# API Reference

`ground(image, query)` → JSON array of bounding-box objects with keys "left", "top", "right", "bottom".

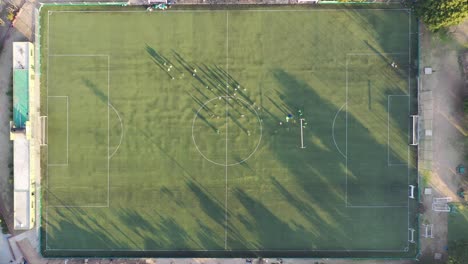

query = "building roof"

[
  {"left": 14, "top": 191, "right": 30, "bottom": 230},
  {"left": 13, "top": 137, "right": 31, "bottom": 230},
  {"left": 13, "top": 42, "right": 29, "bottom": 70},
  {"left": 13, "top": 70, "right": 29, "bottom": 128},
  {"left": 14, "top": 137, "right": 30, "bottom": 191}
]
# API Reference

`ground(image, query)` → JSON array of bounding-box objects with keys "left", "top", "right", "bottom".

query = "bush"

[
  {"left": 464, "top": 98, "right": 468, "bottom": 116},
  {"left": 448, "top": 240, "right": 468, "bottom": 264},
  {"left": 414, "top": 0, "right": 468, "bottom": 32},
  {"left": 0, "top": 215, "right": 8, "bottom": 234}
]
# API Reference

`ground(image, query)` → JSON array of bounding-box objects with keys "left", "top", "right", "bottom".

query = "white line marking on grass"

[
  {"left": 332, "top": 103, "right": 347, "bottom": 159},
  {"left": 44, "top": 248, "right": 409, "bottom": 252},
  {"left": 46, "top": 12, "right": 50, "bottom": 236},
  {"left": 346, "top": 53, "right": 412, "bottom": 209},
  {"left": 347, "top": 205, "right": 408, "bottom": 208},
  {"left": 49, "top": 9, "right": 411, "bottom": 13},
  {"left": 49, "top": 205, "right": 108, "bottom": 208},
  {"left": 45, "top": 52, "right": 111, "bottom": 236},
  {"left": 49, "top": 54, "right": 109, "bottom": 57},
  {"left": 224, "top": 11, "right": 229, "bottom": 251},
  {"left": 407, "top": 11, "right": 412, "bottom": 247},
  {"left": 107, "top": 55, "right": 110, "bottom": 207},
  {"left": 191, "top": 97, "right": 262, "bottom": 166},
  {"left": 347, "top": 52, "right": 409, "bottom": 56},
  {"left": 345, "top": 57, "right": 348, "bottom": 206},
  {"left": 108, "top": 103, "right": 124, "bottom": 159}
]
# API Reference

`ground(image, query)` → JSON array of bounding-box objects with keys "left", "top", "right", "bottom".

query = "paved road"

[{"left": 0, "top": 235, "right": 14, "bottom": 263}]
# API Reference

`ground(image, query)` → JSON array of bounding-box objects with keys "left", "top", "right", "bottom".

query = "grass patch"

[
  {"left": 41, "top": 5, "right": 418, "bottom": 258},
  {"left": 448, "top": 204, "right": 468, "bottom": 263}
]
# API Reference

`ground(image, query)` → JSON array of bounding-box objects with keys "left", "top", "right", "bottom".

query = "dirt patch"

[{"left": 418, "top": 17, "right": 468, "bottom": 263}]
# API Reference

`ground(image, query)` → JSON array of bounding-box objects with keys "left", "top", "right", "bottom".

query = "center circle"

[{"left": 192, "top": 96, "right": 262, "bottom": 166}]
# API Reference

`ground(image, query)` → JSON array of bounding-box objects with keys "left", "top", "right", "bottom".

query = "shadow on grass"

[{"left": 82, "top": 78, "right": 108, "bottom": 104}]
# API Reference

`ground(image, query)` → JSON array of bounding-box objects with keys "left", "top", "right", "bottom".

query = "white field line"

[
  {"left": 49, "top": 54, "right": 108, "bottom": 57},
  {"left": 46, "top": 55, "right": 111, "bottom": 251},
  {"left": 345, "top": 58, "right": 348, "bottom": 206},
  {"left": 108, "top": 103, "right": 124, "bottom": 159},
  {"left": 46, "top": 11, "right": 50, "bottom": 223},
  {"left": 407, "top": 10, "right": 412, "bottom": 246},
  {"left": 347, "top": 205, "right": 408, "bottom": 208},
  {"left": 224, "top": 11, "right": 229, "bottom": 251},
  {"left": 44, "top": 248, "right": 409, "bottom": 252},
  {"left": 106, "top": 56, "right": 110, "bottom": 207},
  {"left": 332, "top": 103, "right": 346, "bottom": 159},
  {"left": 46, "top": 55, "right": 110, "bottom": 207},
  {"left": 387, "top": 95, "right": 410, "bottom": 167},
  {"left": 44, "top": 9, "right": 414, "bottom": 252},
  {"left": 49, "top": 9, "right": 411, "bottom": 14},
  {"left": 49, "top": 205, "right": 108, "bottom": 208},
  {"left": 347, "top": 52, "right": 408, "bottom": 56},
  {"left": 191, "top": 97, "right": 263, "bottom": 166},
  {"left": 346, "top": 53, "right": 412, "bottom": 210}
]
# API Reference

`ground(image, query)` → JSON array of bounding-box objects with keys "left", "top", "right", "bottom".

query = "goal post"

[
  {"left": 410, "top": 115, "right": 418, "bottom": 146},
  {"left": 422, "top": 224, "right": 433, "bottom": 238},
  {"left": 409, "top": 185, "right": 415, "bottom": 199},
  {"left": 148, "top": 0, "right": 167, "bottom": 3},
  {"left": 408, "top": 228, "right": 415, "bottom": 243}
]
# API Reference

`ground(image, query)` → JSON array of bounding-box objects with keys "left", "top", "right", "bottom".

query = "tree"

[{"left": 414, "top": 0, "right": 468, "bottom": 31}]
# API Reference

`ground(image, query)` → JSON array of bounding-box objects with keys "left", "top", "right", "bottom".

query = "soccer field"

[{"left": 40, "top": 5, "right": 419, "bottom": 258}]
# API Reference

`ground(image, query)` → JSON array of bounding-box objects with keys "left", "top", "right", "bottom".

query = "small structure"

[
  {"left": 424, "top": 188, "right": 432, "bottom": 195},
  {"left": 424, "top": 67, "right": 433, "bottom": 75},
  {"left": 408, "top": 228, "right": 415, "bottom": 243},
  {"left": 409, "top": 185, "right": 416, "bottom": 199},
  {"left": 425, "top": 129, "right": 432, "bottom": 137},
  {"left": 11, "top": 42, "right": 35, "bottom": 230},
  {"left": 432, "top": 197, "right": 452, "bottom": 212},
  {"left": 410, "top": 115, "right": 418, "bottom": 146},
  {"left": 422, "top": 224, "right": 434, "bottom": 238}
]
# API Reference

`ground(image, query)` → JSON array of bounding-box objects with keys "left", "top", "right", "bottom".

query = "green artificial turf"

[{"left": 40, "top": 5, "right": 419, "bottom": 258}]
